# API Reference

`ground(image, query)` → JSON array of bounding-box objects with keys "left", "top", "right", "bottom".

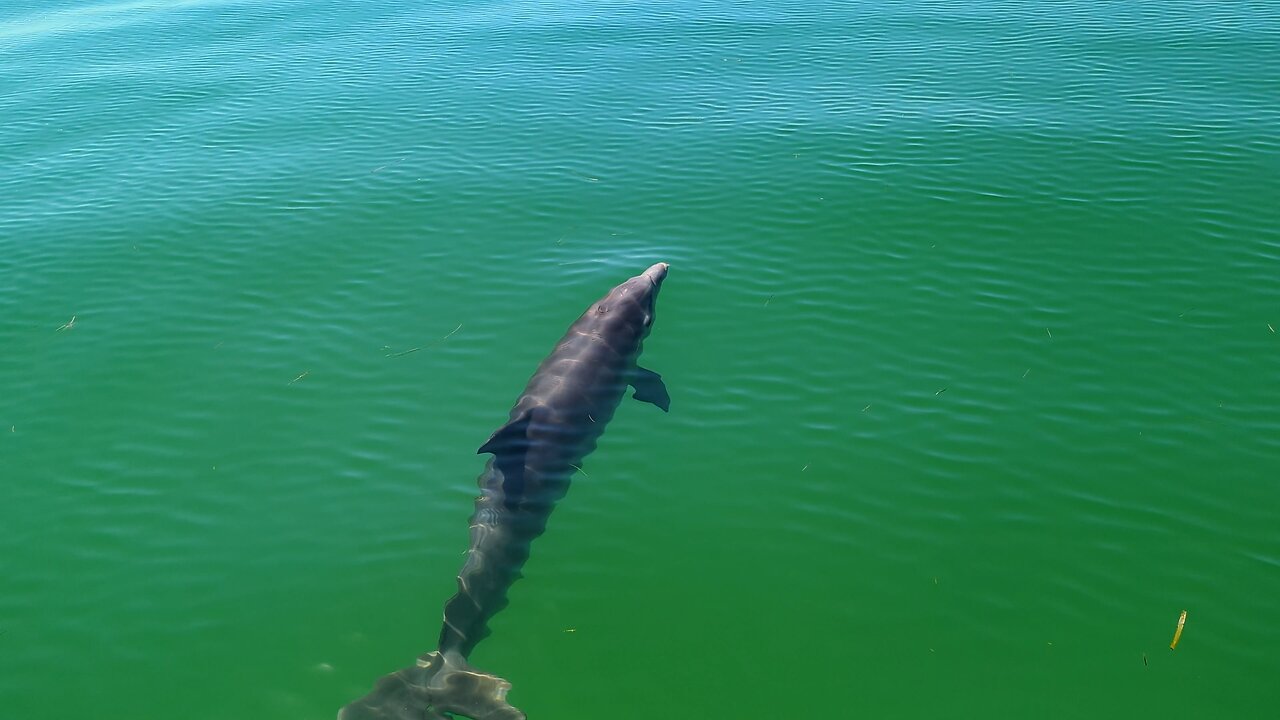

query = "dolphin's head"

[{"left": 595, "top": 262, "right": 669, "bottom": 336}]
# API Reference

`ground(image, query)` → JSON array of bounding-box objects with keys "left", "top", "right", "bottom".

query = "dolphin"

[{"left": 340, "top": 262, "right": 671, "bottom": 720}]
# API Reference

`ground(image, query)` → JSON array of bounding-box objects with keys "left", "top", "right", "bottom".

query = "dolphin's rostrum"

[{"left": 340, "top": 262, "right": 670, "bottom": 720}]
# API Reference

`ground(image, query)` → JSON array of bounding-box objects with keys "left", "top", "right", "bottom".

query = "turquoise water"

[{"left": 3, "top": 1, "right": 1279, "bottom": 717}]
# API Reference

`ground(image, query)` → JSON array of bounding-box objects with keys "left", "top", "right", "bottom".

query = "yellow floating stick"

[{"left": 1170, "top": 610, "right": 1187, "bottom": 650}]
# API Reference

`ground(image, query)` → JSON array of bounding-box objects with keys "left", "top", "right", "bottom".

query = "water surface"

[{"left": 2, "top": 1, "right": 1278, "bottom": 717}]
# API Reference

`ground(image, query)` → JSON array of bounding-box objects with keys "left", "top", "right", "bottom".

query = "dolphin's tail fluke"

[{"left": 339, "top": 650, "right": 526, "bottom": 720}]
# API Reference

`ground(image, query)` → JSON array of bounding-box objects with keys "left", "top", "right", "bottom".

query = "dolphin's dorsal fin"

[
  {"left": 630, "top": 366, "right": 670, "bottom": 412},
  {"left": 477, "top": 407, "right": 536, "bottom": 455}
]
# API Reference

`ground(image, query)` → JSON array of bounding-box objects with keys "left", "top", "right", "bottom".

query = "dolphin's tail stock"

[{"left": 339, "top": 650, "right": 525, "bottom": 720}]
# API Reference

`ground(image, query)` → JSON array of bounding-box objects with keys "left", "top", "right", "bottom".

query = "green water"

[{"left": 3, "top": 1, "right": 1278, "bottom": 718}]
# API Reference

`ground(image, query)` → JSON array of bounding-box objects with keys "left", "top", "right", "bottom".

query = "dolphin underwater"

[{"left": 340, "top": 262, "right": 671, "bottom": 720}]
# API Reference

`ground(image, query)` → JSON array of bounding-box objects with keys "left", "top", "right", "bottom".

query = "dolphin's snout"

[{"left": 643, "top": 262, "right": 669, "bottom": 286}]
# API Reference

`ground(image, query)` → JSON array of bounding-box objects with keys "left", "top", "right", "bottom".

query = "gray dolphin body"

[{"left": 340, "top": 262, "right": 671, "bottom": 720}]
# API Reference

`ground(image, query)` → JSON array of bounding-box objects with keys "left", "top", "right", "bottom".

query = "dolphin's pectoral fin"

[
  {"left": 477, "top": 408, "right": 536, "bottom": 456},
  {"left": 630, "top": 366, "right": 670, "bottom": 412}
]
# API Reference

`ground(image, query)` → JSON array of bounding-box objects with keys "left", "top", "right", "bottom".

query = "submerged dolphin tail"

[{"left": 339, "top": 651, "right": 525, "bottom": 720}]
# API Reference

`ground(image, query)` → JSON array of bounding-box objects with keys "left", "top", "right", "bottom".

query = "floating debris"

[
  {"left": 1170, "top": 610, "right": 1187, "bottom": 650},
  {"left": 387, "top": 323, "right": 463, "bottom": 358}
]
